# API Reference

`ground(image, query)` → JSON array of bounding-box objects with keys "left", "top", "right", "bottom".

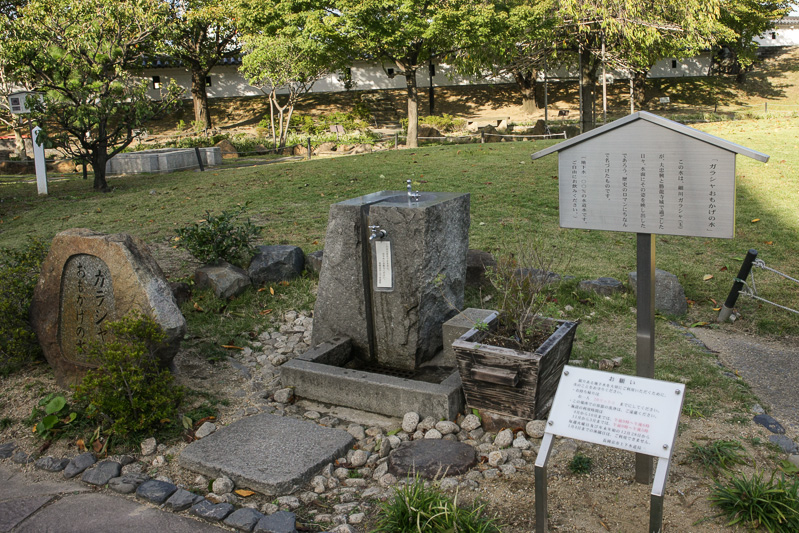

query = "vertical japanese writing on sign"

[{"left": 58, "top": 254, "right": 115, "bottom": 364}]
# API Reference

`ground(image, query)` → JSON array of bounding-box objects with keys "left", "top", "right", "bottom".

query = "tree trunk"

[
  {"left": 632, "top": 70, "right": 648, "bottom": 109},
  {"left": 13, "top": 127, "right": 27, "bottom": 160},
  {"left": 191, "top": 68, "right": 213, "bottom": 131},
  {"left": 579, "top": 48, "right": 598, "bottom": 132},
  {"left": 91, "top": 151, "right": 109, "bottom": 192},
  {"left": 405, "top": 71, "right": 419, "bottom": 149},
  {"left": 514, "top": 69, "right": 538, "bottom": 114}
]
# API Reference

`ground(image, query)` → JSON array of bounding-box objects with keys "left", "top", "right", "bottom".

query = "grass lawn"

[{"left": 1, "top": 116, "right": 797, "bottom": 419}]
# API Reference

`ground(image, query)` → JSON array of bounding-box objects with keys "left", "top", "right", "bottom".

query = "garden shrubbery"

[
  {"left": 0, "top": 237, "right": 48, "bottom": 375},
  {"left": 175, "top": 203, "right": 262, "bottom": 267}
]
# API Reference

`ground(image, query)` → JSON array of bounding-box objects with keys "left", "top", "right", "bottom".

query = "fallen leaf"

[
  {"left": 710, "top": 298, "right": 718, "bottom": 306},
  {"left": 719, "top": 266, "right": 728, "bottom": 272},
  {"left": 279, "top": 281, "right": 290, "bottom": 286},
  {"left": 76, "top": 438, "right": 86, "bottom": 452},
  {"left": 270, "top": 287, "right": 275, "bottom": 295},
  {"left": 765, "top": 241, "right": 774, "bottom": 245},
  {"left": 312, "top": 240, "right": 318, "bottom": 245},
  {"left": 221, "top": 345, "right": 243, "bottom": 350},
  {"left": 193, "top": 302, "right": 203, "bottom": 312},
  {"left": 234, "top": 489, "right": 255, "bottom": 497},
  {"left": 689, "top": 321, "right": 710, "bottom": 328},
  {"left": 92, "top": 440, "right": 103, "bottom": 453},
  {"left": 751, "top": 218, "right": 760, "bottom": 223},
  {"left": 702, "top": 274, "right": 714, "bottom": 281},
  {"left": 713, "top": 307, "right": 721, "bottom": 311},
  {"left": 258, "top": 287, "right": 267, "bottom": 292},
  {"left": 259, "top": 309, "right": 273, "bottom": 315}
]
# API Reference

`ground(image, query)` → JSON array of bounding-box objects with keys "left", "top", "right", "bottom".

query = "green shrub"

[
  {"left": 292, "top": 111, "right": 371, "bottom": 135},
  {"left": 375, "top": 477, "right": 502, "bottom": 532},
  {"left": 174, "top": 203, "right": 261, "bottom": 267},
  {"left": 72, "top": 313, "right": 183, "bottom": 437},
  {"left": 568, "top": 452, "right": 593, "bottom": 474},
  {"left": 401, "top": 114, "right": 467, "bottom": 134},
  {"left": 0, "top": 237, "right": 48, "bottom": 375},
  {"left": 688, "top": 440, "right": 747, "bottom": 476},
  {"left": 710, "top": 470, "right": 799, "bottom": 532}
]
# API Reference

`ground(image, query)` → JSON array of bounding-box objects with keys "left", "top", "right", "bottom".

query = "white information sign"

[
  {"left": 546, "top": 365, "right": 684, "bottom": 459},
  {"left": 374, "top": 240, "right": 393, "bottom": 291},
  {"left": 557, "top": 120, "right": 736, "bottom": 238}
]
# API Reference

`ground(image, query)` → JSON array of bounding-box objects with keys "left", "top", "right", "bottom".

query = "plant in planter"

[{"left": 453, "top": 239, "right": 578, "bottom": 421}]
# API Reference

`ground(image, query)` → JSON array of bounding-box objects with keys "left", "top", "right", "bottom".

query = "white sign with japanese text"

[{"left": 546, "top": 365, "right": 684, "bottom": 459}]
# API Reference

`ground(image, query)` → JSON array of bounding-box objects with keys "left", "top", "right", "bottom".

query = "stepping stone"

[
  {"left": 35, "top": 457, "right": 70, "bottom": 472},
  {"left": 248, "top": 245, "right": 305, "bottom": 284},
  {"left": 0, "top": 442, "right": 16, "bottom": 459},
  {"left": 254, "top": 511, "right": 297, "bottom": 533},
  {"left": 224, "top": 507, "right": 264, "bottom": 531},
  {"left": 389, "top": 439, "right": 477, "bottom": 479},
  {"left": 82, "top": 461, "right": 121, "bottom": 486},
  {"left": 136, "top": 479, "right": 178, "bottom": 504},
  {"left": 191, "top": 499, "right": 234, "bottom": 522},
  {"left": 179, "top": 413, "right": 355, "bottom": 495},
  {"left": 769, "top": 435, "right": 799, "bottom": 454},
  {"left": 63, "top": 452, "right": 96, "bottom": 479}
]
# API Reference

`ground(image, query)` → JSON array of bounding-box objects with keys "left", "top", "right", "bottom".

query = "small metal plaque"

[
  {"left": 546, "top": 365, "right": 684, "bottom": 459},
  {"left": 58, "top": 254, "right": 115, "bottom": 364},
  {"left": 659, "top": 97, "right": 670, "bottom": 104},
  {"left": 373, "top": 240, "right": 393, "bottom": 292}
]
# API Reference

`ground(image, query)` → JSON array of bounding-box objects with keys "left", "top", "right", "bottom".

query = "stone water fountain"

[{"left": 281, "top": 185, "right": 470, "bottom": 419}]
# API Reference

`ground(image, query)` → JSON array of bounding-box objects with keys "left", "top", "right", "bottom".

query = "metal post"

[
  {"left": 394, "top": 132, "right": 399, "bottom": 149},
  {"left": 194, "top": 147, "right": 205, "bottom": 171},
  {"left": 534, "top": 433, "right": 555, "bottom": 533},
  {"left": 649, "top": 457, "right": 670, "bottom": 533},
  {"left": 718, "top": 249, "right": 758, "bottom": 322},
  {"left": 544, "top": 60, "right": 549, "bottom": 126},
  {"left": 636, "top": 232, "right": 655, "bottom": 483},
  {"left": 481, "top": 131, "right": 485, "bottom": 144},
  {"left": 307, "top": 137, "right": 312, "bottom": 160}
]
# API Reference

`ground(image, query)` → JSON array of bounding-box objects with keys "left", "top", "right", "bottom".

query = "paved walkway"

[
  {"left": 0, "top": 466, "right": 226, "bottom": 533},
  {"left": 691, "top": 328, "right": 799, "bottom": 436}
]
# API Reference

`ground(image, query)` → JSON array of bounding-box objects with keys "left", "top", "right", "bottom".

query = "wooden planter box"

[{"left": 452, "top": 312, "right": 578, "bottom": 420}]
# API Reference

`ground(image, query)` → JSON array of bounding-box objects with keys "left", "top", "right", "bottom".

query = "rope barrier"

[{"left": 736, "top": 258, "right": 799, "bottom": 315}]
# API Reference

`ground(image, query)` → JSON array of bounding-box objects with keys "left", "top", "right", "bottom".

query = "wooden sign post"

[
  {"left": 531, "top": 112, "right": 769, "bottom": 483},
  {"left": 534, "top": 365, "right": 685, "bottom": 533}
]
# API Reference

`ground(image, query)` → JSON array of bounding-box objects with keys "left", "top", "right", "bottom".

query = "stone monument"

[{"left": 31, "top": 228, "right": 186, "bottom": 387}]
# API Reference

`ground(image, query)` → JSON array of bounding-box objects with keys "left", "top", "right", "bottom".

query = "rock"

[
  {"left": 30, "top": 229, "right": 186, "bottom": 387},
  {"left": 578, "top": 277, "right": 624, "bottom": 297},
  {"left": 753, "top": 414, "right": 785, "bottom": 434},
  {"left": 402, "top": 412, "right": 420, "bottom": 434},
  {"left": 195, "top": 422, "right": 217, "bottom": 439},
  {"left": 525, "top": 420, "right": 546, "bottom": 439},
  {"left": 305, "top": 250, "right": 324, "bottom": 274},
  {"left": 63, "top": 452, "right": 96, "bottom": 479},
  {"left": 439, "top": 477, "right": 459, "bottom": 491},
  {"left": 170, "top": 281, "right": 192, "bottom": 307},
  {"left": 191, "top": 499, "right": 235, "bottom": 521},
  {"left": 165, "top": 488, "right": 203, "bottom": 511},
  {"left": 48, "top": 160, "right": 76, "bottom": 173},
  {"left": 488, "top": 451, "right": 505, "bottom": 467},
  {"left": 108, "top": 473, "right": 150, "bottom": 494},
  {"left": 212, "top": 475, "right": 235, "bottom": 495},
  {"left": 481, "top": 124, "right": 501, "bottom": 142},
  {"left": 136, "top": 479, "right": 178, "bottom": 504},
  {"left": 224, "top": 507, "right": 265, "bottom": 531},
  {"left": 216, "top": 139, "right": 239, "bottom": 159},
  {"left": 494, "top": 429, "right": 514, "bottom": 448},
  {"left": 628, "top": 269, "right": 687, "bottom": 316},
  {"left": 418, "top": 125, "right": 443, "bottom": 139},
  {"left": 329, "top": 525, "right": 357, "bottom": 533},
  {"left": 261, "top": 503, "right": 280, "bottom": 515},
  {"left": 769, "top": 435, "right": 798, "bottom": 454},
  {"left": 141, "top": 437, "right": 157, "bottom": 456},
  {"left": 248, "top": 245, "right": 305, "bottom": 285},
  {"left": 513, "top": 436, "right": 532, "bottom": 450},
  {"left": 466, "top": 249, "right": 496, "bottom": 287},
  {"left": 12, "top": 451, "right": 33, "bottom": 464},
  {"left": 314, "top": 142, "right": 337, "bottom": 154},
  {"left": 347, "top": 425, "right": 366, "bottom": 441},
  {"left": 81, "top": 461, "right": 122, "bottom": 486},
  {"left": 789, "top": 454, "right": 799, "bottom": 469},
  {"left": 293, "top": 144, "right": 307, "bottom": 157},
  {"left": 0, "top": 442, "right": 16, "bottom": 458},
  {"left": 460, "top": 414, "right": 482, "bottom": 432},
  {"left": 500, "top": 464, "right": 517, "bottom": 476},
  {"left": 254, "top": 510, "right": 298, "bottom": 533},
  {"left": 35, "top": 456, "right": 70, "bottom": 472},
  {"left": 350, "top": 450, "right": 369, "bottom": 468},
  {"left": 277, "top": 496, "right": 300, "bottom": 510},
  {"left": 424, "top": 429, "right": 443, "bottom": 439},
  {"left": 352, "top": 144, "right": 372, "bottom": 155},
  {"left": 195, "top": 260, "right": 251, "bottom": 300},
  {"left": 435, "top": 421, "right": 459, "bottom": 435},
  {"left": 417, "top": 416, "right": 437, "bottom": 431},
  {"left": 273, "top": 388, "right": 294, "bottom": 404},
  {"left": 483, "top": 468, "right": 500, "bottom": 479},
  {"left": 389, "top": 440, "right": 477, "bottom": 479}
]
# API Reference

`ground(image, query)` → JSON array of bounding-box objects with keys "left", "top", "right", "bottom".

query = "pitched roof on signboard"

[{"left": 530, "top": 111, "right": 769, "bottom": 163}]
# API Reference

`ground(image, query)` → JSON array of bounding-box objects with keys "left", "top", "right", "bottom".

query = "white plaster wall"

[{"left": 754, "top": 27, "right": 799, "bottom": 46}]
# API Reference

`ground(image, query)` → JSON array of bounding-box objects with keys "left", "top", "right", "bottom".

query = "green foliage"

[
  {"left": 375, "top": 477, "right": 502, "bottom": 532},
  {"left": 72, "top": 313, "right": 183, "bottom": 437},
  {"left": 710, "top": 470, "right": 799, "bottom": 532},
  {"left": 688, "top": 440, "right": 748, "bottom": 476},
  {"left": 292, "top": 111, "right": 371, "bottom": 135},
  {"left": 0, "top": 237, "right": 47, "bottom": 375},
  {"left": 31, "top": 393, "right": 78, "bottom": 437},
  {"left": 401, "top": 114, "right": 466, "bottom": 134},
  {"left": 175, "top": 203, "right": 261, "bottom": 267},
  {"left": 568, "top": 452, "right": 593, "bottom": 475}
]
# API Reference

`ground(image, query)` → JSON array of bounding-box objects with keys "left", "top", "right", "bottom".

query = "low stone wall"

[{"left": 106, "top": 147, "right": 222, "bottom": 175}]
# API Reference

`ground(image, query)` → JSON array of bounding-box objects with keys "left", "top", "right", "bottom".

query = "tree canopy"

[{"left": 2, "top": 0, "right": 184, "bottom": 191}]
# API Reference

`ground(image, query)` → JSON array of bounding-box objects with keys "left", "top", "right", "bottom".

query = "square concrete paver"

[{"left": 179, "top": 414, "right": 354, "bottom": 495}]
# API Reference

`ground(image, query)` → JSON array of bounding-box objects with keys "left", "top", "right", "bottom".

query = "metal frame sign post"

[
  {"left": 534, "top": 365, "right": 685, "bottom": 533},
  {"left": 531, "top": 112, "right": 768, "bottom": 484},
  {"left": 8, "top": 92, "right": 48, "bottom": 196}
]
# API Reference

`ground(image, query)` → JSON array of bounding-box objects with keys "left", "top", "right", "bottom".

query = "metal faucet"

[
  {"left": 369, "top": 225, "right": 387, "bottom": 241},
  {"left": 407, "top": 179, "right": 421, "bottom": 201}
]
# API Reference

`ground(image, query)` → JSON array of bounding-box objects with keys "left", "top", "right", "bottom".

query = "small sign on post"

[
  {"left": 534, "top": 365, "right": 685, "bottom": 533},
  {"left": 8, "top": 92, "right": 48, "bottom": 196}
]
